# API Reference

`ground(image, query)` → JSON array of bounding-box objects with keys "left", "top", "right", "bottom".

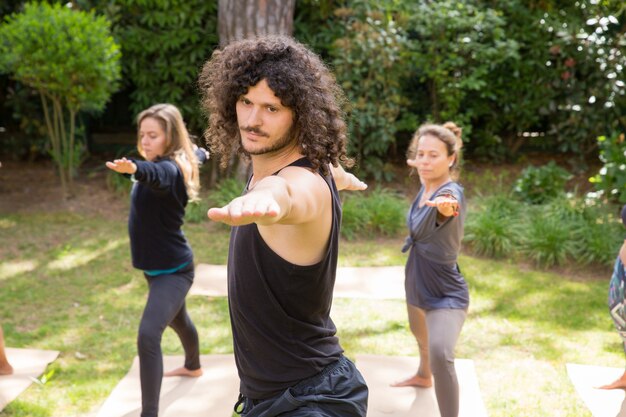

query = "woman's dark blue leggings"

[{"left": 137, "top": 264, "right": 200, "bottom": 417}]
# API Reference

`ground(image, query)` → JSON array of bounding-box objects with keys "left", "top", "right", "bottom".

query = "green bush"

[
  {"left": 463, "top": 188, "right": 622, "bottom": 267},
  {"left": 106, "top": 171, "right": 132, "bottom": 198},
  {"left": 206, "top": 178, "right": 246, "bottom": 208},
  {"left": 341, "top": 188, "right": 406, "bottom": 240},
  {"left": 464, "top": 193, "right": 522, "bottom": 258},
  {"left": 401, "top": 0, "right": 517, "bottom": 144},
  {"left": 330, "top": 6, "right": 407, "bottom": 181},
  {"left": 93, "top": 0, "right": 218, "bottom": 134},
  {"left": 185, "top": 199, "right": 210, "bottom": 224},
  {"left": 589, "top": 133, "right": 626, "bottom": 204},
  {"left": 513, "top": 161, "right": 572, "bottom": 204},
  {"left": 520, "top": 210, "right": 577, "bottom": 267},
  {"left": 0, "top": 2, "right": 121, "bottom": 197}
]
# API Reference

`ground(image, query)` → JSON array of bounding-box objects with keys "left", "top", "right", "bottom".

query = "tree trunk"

[
  {"left": 218, "top": 0, "right": 296, "bottom": 47},
  {"left": 216, "top": 0, "right": 296, "bottom": 183}
]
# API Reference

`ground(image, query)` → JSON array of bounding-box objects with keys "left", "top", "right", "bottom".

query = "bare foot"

[
  {"left": 163, "top": 366, "right": 203, "bottom": 378},
  {"left": 390, "top": 374, "right": 433, "bottom": 388},
  {"left": 0, "top": 363, "right": 14, "bottom": 376},
  {"left": 597, "top": 378, "right": 626, "bottom": 390}
]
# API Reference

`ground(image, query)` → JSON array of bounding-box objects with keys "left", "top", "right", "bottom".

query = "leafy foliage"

[
  {"left": 403, "top": 1, "right": 516, "bottom": 126},
  {"left": 589, "top": 132, "right": 626, "bottom": 203},
  {"left": 464, "top": 193, "right": 522, "bottom": 258},
  {"left": 82, "top": 0, "right": 219, "bottom": 135},
  {"left": 0, "top": 2, "right": 121, "bottom": 196},
  {"left": 341, "top": 187, "right": 406, "bottom": 240},
  {"left": 206, "top": 177, "right": 246, "bottom": 208},
  {"left": 330, "top": 5, "right": 407, "bottom": 180},
  {"left": 513, "top": 161, "right": 572, "bottom": 204}
]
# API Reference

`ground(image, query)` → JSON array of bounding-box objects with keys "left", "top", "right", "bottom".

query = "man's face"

[{"left": 236, "top": 79, "right": 295, "bottom": 156}]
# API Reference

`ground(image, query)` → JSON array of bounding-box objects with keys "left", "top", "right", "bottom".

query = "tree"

[
  {"left": 218, "top": 0, "right": 295, "bottom": 47},
  {"left": 0, "top": 2, "right": 121, "bottom": 197}
]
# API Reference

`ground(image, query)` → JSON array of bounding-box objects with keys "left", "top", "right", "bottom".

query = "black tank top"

[{"left": 227, "top": 158, "right": 343, "bottom": 399}]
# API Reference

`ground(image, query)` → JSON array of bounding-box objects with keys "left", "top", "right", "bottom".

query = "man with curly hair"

[{"left": 199, "top": 35, "right": 369, "bottom": 416}]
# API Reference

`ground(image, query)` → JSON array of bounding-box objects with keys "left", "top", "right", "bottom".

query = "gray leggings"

[{"left": 407, "top": 305, "right": 467, "bottom": 417}]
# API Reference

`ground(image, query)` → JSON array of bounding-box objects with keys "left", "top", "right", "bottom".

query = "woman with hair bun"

[{"left": 391, "top": 122, "right": 469, "bottom": 417}]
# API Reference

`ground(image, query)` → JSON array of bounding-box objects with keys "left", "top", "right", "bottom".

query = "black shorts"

[{"left": 235, "top": 355, "right": 368, "bottom": 417}]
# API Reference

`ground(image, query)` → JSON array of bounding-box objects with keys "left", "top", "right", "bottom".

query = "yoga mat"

[
  {"left": 190, "top": 264, "right": 405, "bottom": 299},
  {"left": 355, "top": 354, "right": 488, "bottom": 417},
  {"left": 96, "top": 354, "right": 239, "bottom": 417},
  {"left": 567, "top": 363, "right": 626, "bottom": 417},
  {"left": 0, "top": 348, "right": 60, "bottom": 412}
]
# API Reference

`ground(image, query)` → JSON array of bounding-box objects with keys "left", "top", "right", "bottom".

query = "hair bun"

[{"left": 443, "top": 121, "right": 463, "bottom": 151}]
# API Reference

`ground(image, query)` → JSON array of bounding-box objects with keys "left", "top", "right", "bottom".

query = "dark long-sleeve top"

[{"left": 127, "top": 149, "right": 207, "bottom": 271}]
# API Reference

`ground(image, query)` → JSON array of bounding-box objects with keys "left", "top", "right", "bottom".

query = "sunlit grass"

[{"left": 0, "top": 211, "right": 618, "bottom": 417}]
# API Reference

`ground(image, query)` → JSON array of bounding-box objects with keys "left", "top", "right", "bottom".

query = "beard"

[{"left": 240, "top": 125, "right": 296, "bottom": 156}]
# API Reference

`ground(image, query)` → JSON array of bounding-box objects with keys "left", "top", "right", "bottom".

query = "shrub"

[
  {"left": 589, "top": 133, "right": 626, "bottom": 204},
  {"left": 341, "top": 188, "right": 406, "bottom": 240},
  {"left": 567, "top": 201, "right": 624, "bottom": 266},
  {"left": 0, "top": 2, "right": 121, "bottom": 197},
  {"left": 330, "top": 7, "right": 407, "bottom": 181},
  {"left": 513, "top": 161, "right": 572, "bottom": 204},
  {"left": 464, "top": 193, "right": 522, "bottom": 258},
  {"left": 206, "top": 178, "right": 246, "bottom": 208},
  {"left": 185, "top": 199, "right": 210, "bottom": 224},
  {"left": 96, "top": 0, "right": 218, "bottom": 135},
  {"left": 106, "top": 170, "right": 133, "bottom": 198},
  {"left": 519, "top": 211, "right": 577, "bottom": 267},
  {"left": 401, "top": 0, "right": 517, "bottom": 145}
]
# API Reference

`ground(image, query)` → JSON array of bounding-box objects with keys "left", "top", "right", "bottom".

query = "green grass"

[{"left": 0, "top": 210, "right": 619, "bottom": 417}]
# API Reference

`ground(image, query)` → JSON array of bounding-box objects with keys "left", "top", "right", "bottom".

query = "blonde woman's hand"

[{"left": 105, "top": 157, "right": 137, "bottom": 175}]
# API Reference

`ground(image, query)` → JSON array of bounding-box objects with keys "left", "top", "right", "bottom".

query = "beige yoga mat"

[
  {"left": 567, "top": 363, "right": 626, "bottom": 417},
  {"left": 96, "top": 354, "right": 239, "bottom": 417},
  {"left": 190, "top": 264, "right": 405, "bottom": 300},
  {"left": 355, "top": 354, "right": 487, "bottom": 417},
  {"left": 0, "top": 347, "right": 60, "bottom": 412}
]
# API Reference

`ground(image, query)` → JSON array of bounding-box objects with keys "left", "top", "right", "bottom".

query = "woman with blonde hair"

[
  {"left": 106, "top": 103, "right": 209, "bottom": 417},
  {"left": 392, "top": 122, "right": 468, "bottom": 417}
]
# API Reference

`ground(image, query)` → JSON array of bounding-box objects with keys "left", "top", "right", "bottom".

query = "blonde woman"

[
  {"left": 106, "top": 103, "right": 209, "bottom": 417},
  {"left": 392, "top": 122, "right": 468, "bottom": 417}
]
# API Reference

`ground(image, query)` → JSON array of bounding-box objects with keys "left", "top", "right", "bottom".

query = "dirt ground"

[{"left": 0, "top": 159, "right": 127, "bottom": 220}]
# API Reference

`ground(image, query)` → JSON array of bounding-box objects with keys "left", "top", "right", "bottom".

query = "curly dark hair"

[{"left": 199, "top": 35, "right": 353, "bottom": 174}]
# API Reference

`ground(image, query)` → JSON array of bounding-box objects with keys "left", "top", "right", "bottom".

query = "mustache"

[{"left": 240, "top": 126, "right": 269, "bottom": 137}]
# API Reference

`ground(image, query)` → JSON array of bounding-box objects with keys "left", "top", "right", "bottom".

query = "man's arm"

[
  {"left": 620, "top": 240, "right": 626, "bottom": 265},
  {"left": 329, "top": 164, "right": 367, "bottom": 191},
  {"left": 207, "top": 167, "right": 328, "bottom": 227}
]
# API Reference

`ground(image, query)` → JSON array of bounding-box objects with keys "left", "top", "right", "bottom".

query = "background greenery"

[{"left": 1, "top": 0, "right": 624, "bottom": 199}]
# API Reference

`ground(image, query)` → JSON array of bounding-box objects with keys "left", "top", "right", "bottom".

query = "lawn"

[{"left": 0, "top": 205, "right": 619, "bottom": 417}]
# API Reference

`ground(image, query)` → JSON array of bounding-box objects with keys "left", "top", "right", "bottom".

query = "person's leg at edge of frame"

[
  {"left": 0, "top": 326, "right": 13, "bottom": 375},
  {"left": 426, "top": 308, "right": 466, "bottom": 417},
  {"left": 137, "top": 272, "right": 194, "bottom": 417},
  {"left": 391, "top": 304, "right": 433, "bottom": 387}
]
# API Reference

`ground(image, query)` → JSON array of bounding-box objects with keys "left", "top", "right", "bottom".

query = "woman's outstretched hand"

[
  {"left": 105, "top": 157, "right": 137, "bottom": 175},
  {"left": 425, "top": 196, "right": 459, "bottom": 217}
]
